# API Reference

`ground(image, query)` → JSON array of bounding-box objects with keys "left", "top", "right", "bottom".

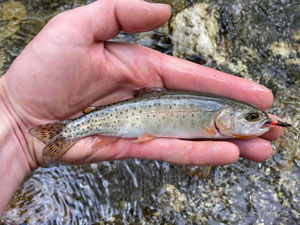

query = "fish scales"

[
  {"left": 30, "top": 88, "right": 290, "bottom": 164},
  {"left": 63, "top": 91, "right": 228, "bottom": 140}
]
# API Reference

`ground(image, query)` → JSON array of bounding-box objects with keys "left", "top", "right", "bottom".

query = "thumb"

[{"left": 71, "top": 0, "right": 171, "bottom": 41}]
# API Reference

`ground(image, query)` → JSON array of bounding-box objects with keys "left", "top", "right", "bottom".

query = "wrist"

[{"left": 0, "top": 78, "right": 32, "bottom": 214}]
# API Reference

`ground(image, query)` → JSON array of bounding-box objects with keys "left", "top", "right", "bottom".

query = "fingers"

[
  {"left": 103, "top": 42, "right": 273, "bottom": 110},
  {"left": 71, "top": 0, "right": 171, "bottom": 41},
  {"left": 261, "top": 125, "right": 283, "bottom": 140},
  {"left": 231, "top": 138, "right": 273, "bottom": 162},
  {"left": 125, "top": 139, "right": 240, "bottom": 166},
  {"left": 61, "top": 136, "right": 274, "bottom": 166},
  {"left": 114, "top": 0, "right": 171, "bottom": 34},
  {"left": 157, "top": 55, "right": 274, "bottom": 110},
  {"left": 62, "top": 137, "right": 240, "bottom": 166},
  {"left": 262, "top": 114, "right": 284, "bottom": 140}
]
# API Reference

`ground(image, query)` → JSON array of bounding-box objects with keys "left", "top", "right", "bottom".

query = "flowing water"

[{"left": 0, "top": 0, "right": 299, "bottom": 224}]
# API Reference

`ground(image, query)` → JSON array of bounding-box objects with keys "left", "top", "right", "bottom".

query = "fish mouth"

[
  {"left": 243, "top": 122, "right": 270, "bottom": 138},
  {"left": 257, "top": 126, "right": 270, "bottom": 135},
  {"left": 232, "top": 123, "right": 270, "bottom": 139}
]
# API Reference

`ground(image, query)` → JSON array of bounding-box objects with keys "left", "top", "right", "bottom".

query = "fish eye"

[{"left": 246, "top": 111, "right": 260, "bottom": 122}]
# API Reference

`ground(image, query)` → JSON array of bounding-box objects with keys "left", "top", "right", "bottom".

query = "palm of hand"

[
  {"left": 1, "top": 0, "right": 281, "bottom": 167},
  {"left": 7, "top": 20, "right": 157, "bottom": 121}
]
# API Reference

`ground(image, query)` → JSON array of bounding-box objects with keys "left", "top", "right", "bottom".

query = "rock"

[
  {"left": 159, "top": 184, "right": 187, "bottom": 212},
  {"left": 0, "top": 0, "right": 27, "bottom": 74},
  {"left": 170, "top": 2, "right": 252, "bottom": 80},
  {"left": 183, "top": 166, "right": 212, "bottom": 179},
  {"left": 171, "top": 3, "right": 221, "bottom": 62},
  {"left": 0, "top": 0, "right": 27, "bottom": 43}
]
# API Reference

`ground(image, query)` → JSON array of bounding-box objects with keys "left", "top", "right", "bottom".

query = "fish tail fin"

[
  {"left": 29, "top": 122, "right": 66, "bottom": 145},
  {"left": 42, "top": 135, "right": 76, "bottom": 164},
  {"left": 29, "top": 120, "right": 75, "bottom": 164}
]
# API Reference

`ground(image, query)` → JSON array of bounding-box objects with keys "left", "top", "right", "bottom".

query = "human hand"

[{"left": 0, "top": 0, "right": 282, "bottom": 170}]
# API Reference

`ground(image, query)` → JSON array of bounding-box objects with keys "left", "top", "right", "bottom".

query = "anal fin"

[{"left": 43, "top": 135, "right": 76, "bottom": 164}]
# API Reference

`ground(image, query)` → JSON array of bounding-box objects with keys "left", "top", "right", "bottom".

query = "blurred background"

[{"left": 0, "top": 0, "right": 299, "bottom": 224}]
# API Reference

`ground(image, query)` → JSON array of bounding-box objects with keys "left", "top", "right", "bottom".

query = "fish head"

[{"left": 215, "top": 107, "right": 270, "bottom": 139}]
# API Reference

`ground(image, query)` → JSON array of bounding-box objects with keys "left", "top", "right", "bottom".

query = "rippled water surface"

[{"left": 0, "top": 0, "right": 299, "bottom": 224}]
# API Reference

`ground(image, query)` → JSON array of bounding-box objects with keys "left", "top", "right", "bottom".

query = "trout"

[{"left": 29, "top": 87, "right": 290, "bottom": 164}]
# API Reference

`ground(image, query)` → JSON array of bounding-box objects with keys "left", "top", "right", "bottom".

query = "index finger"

[
  {"left": 157, "top": 55, "right": 273, "bottom": 110},
  {"left": 103, "top": 41, "right": 273, "bottom": 110}
]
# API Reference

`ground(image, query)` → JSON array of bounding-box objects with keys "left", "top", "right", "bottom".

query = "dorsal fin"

[
  {"left": 134, "top": 87, "right": 165, "bottom": 97},
  {"left": 83, "top": 106, "right": 97, "bottom": 114}
]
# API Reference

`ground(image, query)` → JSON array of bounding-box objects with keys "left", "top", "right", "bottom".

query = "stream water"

[{"left": 0, "top": 0, "right": 299, "bottom": 224}]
